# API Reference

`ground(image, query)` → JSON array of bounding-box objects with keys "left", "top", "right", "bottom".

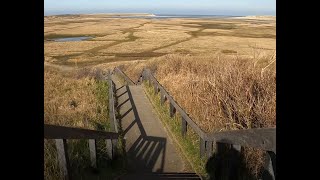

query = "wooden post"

[
  {"left": 106, "top": 139, "right": 113, "bottom": 160},
  {"left": 169, "top": 103, "right": 176, "bottom": 117},
  {"left": 232, "top": 144, "right": 241, "bottom": 153},
  {"left": 200, "top": 137, "right": 205, "bottom": 157},
  {"left": 154, "top": 84, "right": 158, "bottom": 94},
  {"left": 55, "top": 139, "right": 71, "bottom": 180},
  {"left": 262, "top": 151, "right": 276, "bottom": 180},
  {"left": 181, "top": 117, "right": 187, "bottom": 137},
  {"left": 160, "top": 91, "right": 165, "bottom": 105},
  {"left": 112, "top": 139, "right": 118, "bottom": 158},
  {"left": 88, "top": 139, "right": 97, "bottom": 168},
  {"left": 139, "top": 76, "right": 142, "bottom": 84},
  {"left": 206, "top": 141, "right": 213, "bottom": 157}
]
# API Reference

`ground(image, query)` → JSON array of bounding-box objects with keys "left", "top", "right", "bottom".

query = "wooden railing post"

[
  {"left": 232, "top": 144, "right": 241, "bottom": 153},
  {"left": 169, "top": 102, "right": 176, "bottom": 117},
  {"left": 154, "top": 83, "right": 158, "bottom": 94},
  {"left": 160, "top": 90, "right": 165, "bottom": 105},
  {"left": 206, "top": 141, "right": 213, "bottom": 157},
  {"left": 200, "top": 137, "right": 206, "bottom": 157},
  {"left": 112, "top": 139, "right": 118, "bottom": 158},
  {"left": 55, "top": 139, "right": 71, "bottom": 180},
  {"left": 106, "top": 139, "right": 113, "bottom": 160},
  {"left": 181, "top": 116, "right": 187, "bottom": 137},
  {"left": 263, "top": 151, "right": 276, "bottom": 180},
  {"left": 88, "top": 139, "right": 97, "bottom": 168}
]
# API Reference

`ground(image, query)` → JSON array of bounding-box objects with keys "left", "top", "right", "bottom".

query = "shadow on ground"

[
  {"left": 118, "top": 85, "right": 167, "bottom": 173},
  {"left": 205, "top": 143, "right": 275, "bottom": 180}
]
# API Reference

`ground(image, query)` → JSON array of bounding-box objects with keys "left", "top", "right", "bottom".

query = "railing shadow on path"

[{"left": 116, "top": 84, "right": 167, "bottom": 173}]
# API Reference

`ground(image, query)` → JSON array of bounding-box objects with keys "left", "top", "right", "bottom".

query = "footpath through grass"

[{"left": 143, "top": 81, "right": 208, "bottom": 178}]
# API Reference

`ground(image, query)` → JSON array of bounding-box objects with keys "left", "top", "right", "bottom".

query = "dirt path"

[{"left": 112, "top": 74, "right": 200, "bottom": 179}]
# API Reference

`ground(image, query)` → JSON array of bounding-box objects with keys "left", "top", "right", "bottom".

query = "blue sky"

[{"left": 44, "top": 0, "right": 276, "bottom": 16}]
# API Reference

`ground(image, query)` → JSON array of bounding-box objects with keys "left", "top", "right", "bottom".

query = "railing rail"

[
  {"left": 114, "top": 67, "right": 136, "bottom": 85},
  {"left": 108, "top": 69, "right": 118, "bottom": 133},
  {"left": 206, "top": 127, "right": 276, "bottom": 153},
  {"left": 44, "top": 124, "right": 119, "bottom": 139}
]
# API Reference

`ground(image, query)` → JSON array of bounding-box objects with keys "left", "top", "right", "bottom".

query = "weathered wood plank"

[
  {"left": 55, "top": 139, "right": 71, "bottom": 180},
  {"left": 45, "top": 124, "right": 119, "bottom": 139},
  {"left": 181, "top": 117, "right": 187, "bottom": 137},
  {"left": 89, "top": 139, "right": 97, "bottom": 168},
  {"left": 206, "top": 128, "right": 276, "bottom": 153}
]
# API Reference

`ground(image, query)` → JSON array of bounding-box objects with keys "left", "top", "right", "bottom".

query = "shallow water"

[
  {"left": 53, "top": 36, "right": 93, "bottom": 42},
  {"left": 107, "top": 14, "right": 242, "bottom": 19}
]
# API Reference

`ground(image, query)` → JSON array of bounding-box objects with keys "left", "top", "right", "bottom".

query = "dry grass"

[
  {"left": 44, "top": 41, "right": 115, "bottom": 57},
  {"left": 154, "top": 35, "right": 275, "bottom": 56},
  {"left": 44, "top": 15, "right": 275, "bottom": 67},
  {"left": 44, "top": 66, "right": 111, "bottom": 179},
  {"left": 44, "top": 67, "right": 108, "bottom": 128}
]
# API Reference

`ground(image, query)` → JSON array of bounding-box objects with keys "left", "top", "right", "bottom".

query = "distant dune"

[
  {"left": 86, "top": 13, "right": 156, "bottom": 17},
  {"left": 232, "top": 15, "right": 276, "bottom": 20}
]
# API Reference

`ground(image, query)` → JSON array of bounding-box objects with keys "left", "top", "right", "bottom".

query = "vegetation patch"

[
  {"left": 221, "top": 49, "right": 237, "bottom": 54},
  {"left": 197, "top": 23, "right": 237, "bottom": 30},
  {"left": 44, "top": 33, "right": 94, "bottom": 40}
]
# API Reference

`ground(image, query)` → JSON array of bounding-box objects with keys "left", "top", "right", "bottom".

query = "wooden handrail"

[
  {"left": 145, "top": 69, "right": 207, "bottom": 139},
  {"left": 206, "top": 128, "right": 276, "bottom": 153},
  {"left": 108, "top": 70, "right": 118, "bottom": 133},
  {"left": 114, "top": 67, "right": 136, "bottom": 85},
  {"left": 44, "top": 124, "right": 119, "bottom": 139}
]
